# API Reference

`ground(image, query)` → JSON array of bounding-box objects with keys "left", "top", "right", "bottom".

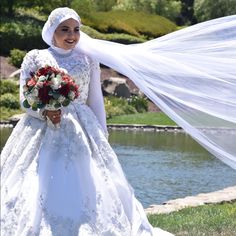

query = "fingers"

[{"left": 45, "top": 109, "right": 61, "bottom": 124}]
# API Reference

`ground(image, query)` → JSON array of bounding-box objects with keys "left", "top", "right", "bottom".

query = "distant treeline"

[{"left": 1, "top": 0, "right": 236, "bottom": 26}]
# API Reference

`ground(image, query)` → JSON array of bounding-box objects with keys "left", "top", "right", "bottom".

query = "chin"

[{"left": 64, "top": 45, "right": 75, "bottom": 50}]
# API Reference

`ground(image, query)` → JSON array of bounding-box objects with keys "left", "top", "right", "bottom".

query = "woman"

[{"left": 1, "top": 7, "right": 174, "bottom": 235}]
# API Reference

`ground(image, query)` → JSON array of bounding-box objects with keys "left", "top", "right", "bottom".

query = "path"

[{"left": 145, "top": 186, "right": 236, "bottom": 215}]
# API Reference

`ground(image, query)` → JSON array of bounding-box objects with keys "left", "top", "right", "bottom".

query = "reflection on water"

[
  {"left": 1, "top": 127, "right": 236, "bottom": 208},
  {"left": 109, "top": 130, "right": 236, "bottom": 207}
]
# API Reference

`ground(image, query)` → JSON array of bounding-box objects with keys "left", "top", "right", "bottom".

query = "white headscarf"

[{"left": 42, "top": 7, "right": 81, "bottom": 46}]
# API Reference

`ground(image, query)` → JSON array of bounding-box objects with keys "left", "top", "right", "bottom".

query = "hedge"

[
  {"left": 83, "top": 10, "right": 177, "bottom": 38},
  {"left": 0, "top": 16, "right": 47, "bottom": 55}
]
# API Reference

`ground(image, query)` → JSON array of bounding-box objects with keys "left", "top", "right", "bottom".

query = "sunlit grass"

[
  {"left": 148, "top": 201, "right": 236, "bottom": 236},
  {"left": 107, "top": 112, "right": 176, "bottom": 126}
]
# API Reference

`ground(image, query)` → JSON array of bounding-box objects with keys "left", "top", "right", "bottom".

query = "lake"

[
  {"left": 108, "top": 129, "right": 236, "bottom": 207},
  {"left": 1, "top": 127, "right": 236, "bottom": 208}
]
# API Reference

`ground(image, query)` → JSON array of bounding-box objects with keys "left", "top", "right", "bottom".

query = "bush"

[
  {"left": 81, "top": 25, "right": 145, "bottom": 44},
  {"left": 128, "top": 95, "right": 148, "bottom": 113},
  {"left": 84, "top": 10, "right": 177, "bottom": 39},
  {"left": 0, "top": 80, "right": 19, "bottom": 94},
  {"left": 104, "top": 96, "right": 137, "bottom": 119},
  {"left": 0, "top": 15, "right": 47, "bottom": 55},
  {"left": 0, "top": 93, "right": 20, "bottom": 109},
  {"left": 8, "top": 49, "right": 26, "bottom": 68},
  {"left": 0, "top": 106, "right": 23, "bottom": 121}
]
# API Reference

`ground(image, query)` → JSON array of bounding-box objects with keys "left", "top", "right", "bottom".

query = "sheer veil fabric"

[{"left": 76, "top": 15, "right": 236, "bottom": 170}]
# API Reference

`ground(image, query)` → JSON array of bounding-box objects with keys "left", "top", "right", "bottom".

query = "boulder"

[{"left": 102, "top": 77, "right": 131, "bottom": 98}]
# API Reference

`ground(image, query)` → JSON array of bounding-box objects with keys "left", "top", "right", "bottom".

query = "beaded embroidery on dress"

[{"left": 1, "top": 48, "right": 173, "bottom": 236}]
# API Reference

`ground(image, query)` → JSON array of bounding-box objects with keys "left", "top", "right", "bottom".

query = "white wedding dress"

[{"left": 1, "top": 48, "right": 173, "bottom": 235}]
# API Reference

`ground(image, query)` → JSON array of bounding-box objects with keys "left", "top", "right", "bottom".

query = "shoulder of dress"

[
  {"left": 21, "top": 48, "right": 51, "bottom": 70},
  {"left": 80, "top": 53, "right": 100, "bottom": 68},
  {"left": 23, "top": 48, "right": 49, "bottom": 60}
]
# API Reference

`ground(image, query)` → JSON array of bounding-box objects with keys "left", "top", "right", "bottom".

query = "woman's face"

[{"left": 53, "top": 18, "right": 80, "bottom": 50}]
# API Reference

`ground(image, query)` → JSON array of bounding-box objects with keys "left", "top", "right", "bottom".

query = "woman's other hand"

[{"left": 44, "top": 109, "right": 62, "bottom": 124}]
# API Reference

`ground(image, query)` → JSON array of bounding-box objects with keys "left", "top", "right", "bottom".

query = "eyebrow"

[{"left": 60, "top": 25, "right": 80, "bottom": 29}]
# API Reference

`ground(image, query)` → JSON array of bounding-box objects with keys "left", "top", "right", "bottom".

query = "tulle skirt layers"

[{"left": 1, "top": 104, "right": 173, "bottom": 236}]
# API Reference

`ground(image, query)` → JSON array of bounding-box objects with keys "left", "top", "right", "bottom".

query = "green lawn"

[
  {"left": 148, "top": 201, "right": 236, "bottom": 236},
  {"left": 0, "top": 107, "right": 23, "bottom": 121},
  {"left": 107, "top": 112, "right": 176, "bottom": 126}
]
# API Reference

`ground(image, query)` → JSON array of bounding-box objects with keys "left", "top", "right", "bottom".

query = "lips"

[{"left": 65, "top": 39, "right": 76, "bottom": 44}]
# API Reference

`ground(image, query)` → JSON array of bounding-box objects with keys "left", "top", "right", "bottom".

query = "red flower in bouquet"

[{"left": 23, "top": 65, "right": 79, "bottom": 111}]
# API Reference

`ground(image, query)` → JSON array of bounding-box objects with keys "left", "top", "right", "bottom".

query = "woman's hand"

[{"left": 44, "top": 109, "right": 62, "bottom": 124}]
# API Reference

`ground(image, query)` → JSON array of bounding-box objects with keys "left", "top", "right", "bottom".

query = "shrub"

[
  {"left": 86, "top": 26, "right": 145, "bottom": 45},
  {"left": 104, "top": 96, "right": 137, "bottom": 119},
  {"left": 0, "top": 93, "right": 20, "bottom": 109},
  {"left": 81, "top": 25, "right": 145, "bottom": 44},
  {"left": 128, "top": 95, "right": 148, "bottom": 113},
  {"left": 0, "top": 15, "right": 46, "bottom": 55},
  {"left": 84, "top": 10, "right": 177, "bottom": 39},
  {"left": 0, "top": 80, "right": 19, "bottom": 95},
  {"left": 8, "top": 49, "right": 26, "bottom": 68}
]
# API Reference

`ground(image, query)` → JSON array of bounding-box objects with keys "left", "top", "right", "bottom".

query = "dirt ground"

[{"left": 0, "top": 56, "right": 18, "bottom": 78}]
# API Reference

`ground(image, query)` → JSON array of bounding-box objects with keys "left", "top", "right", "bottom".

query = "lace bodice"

[{"left": 21, "top": 48, "right": 98, "bottom": 104}]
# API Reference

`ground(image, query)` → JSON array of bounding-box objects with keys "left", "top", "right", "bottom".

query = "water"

[
  {"left": 1, "top": 127, "right": 236, "bottom": 208},
  {"left": 109, "top": 130, "right": 236, "bottom": 208}
]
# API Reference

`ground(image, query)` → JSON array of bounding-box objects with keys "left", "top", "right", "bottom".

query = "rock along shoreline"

[{"left": 145, "top": 186, "right": 236, "bottom": 215}]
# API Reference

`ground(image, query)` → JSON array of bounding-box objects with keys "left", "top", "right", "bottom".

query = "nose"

[{"left": 67, "top": 30, "right": 74, "bottom": 36}]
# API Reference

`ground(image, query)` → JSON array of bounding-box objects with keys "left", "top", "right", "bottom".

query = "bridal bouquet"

[{"left": 23, "top": 65, "right": 79, "bottom": 128}]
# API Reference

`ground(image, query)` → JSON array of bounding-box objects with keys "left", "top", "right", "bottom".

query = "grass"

[
  {"left": 107, "top": 112, "right": 176, "bottom": 126},
  {"left": 148, "top": 201, "right": 236, "bottom": 236},
  {"left": 0, "top": 107, "right": 23, "bottom": 121}
]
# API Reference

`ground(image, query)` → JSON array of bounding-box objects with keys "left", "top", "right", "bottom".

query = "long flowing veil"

[{"left": 76, "top": 15, "right": 236, "bottom": 170}]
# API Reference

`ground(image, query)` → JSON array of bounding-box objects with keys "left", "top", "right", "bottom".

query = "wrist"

[{"left": 39, "top": 109, "right": 47, "bottom": 120}]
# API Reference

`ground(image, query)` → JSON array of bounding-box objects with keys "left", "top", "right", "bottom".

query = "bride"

[
  {"left": 1, "top": 7, "right": 173, "bottom": 235},
  {"left": 1, "top": 7, "right": 236, "bottom": 236}
]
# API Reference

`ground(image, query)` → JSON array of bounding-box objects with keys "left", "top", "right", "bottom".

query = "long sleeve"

[
  {"left": 20, "top": 50, "right": 45, "bottom": 120},
  {"left": 87, "top": 60, "right": 108, "bottom": 137}
]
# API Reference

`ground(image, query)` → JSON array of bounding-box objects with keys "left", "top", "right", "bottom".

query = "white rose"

[
  {"left": 58, "top": 95, "right": 66, "bottom": 103},
  {"left": 26, "top": 95, "right": 36, "bottom": 106},
  {"left": 68, "top": 91, "right": 75, "bottom": 100},
  {"left": 32, "top": 88, "right": 39, "bottom": 97},
  {"left": 38, "top": 75, "right": 47, "bottom": 82},
  {"left": 51, "top": 76, "right": 61, "bottom": 90}
]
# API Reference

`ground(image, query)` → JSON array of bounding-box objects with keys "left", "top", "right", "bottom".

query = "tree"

[
  {"left": 177, "top": 0, "right": 197, "bottom": 25},
  {"left": 0, "top": 0, "right": 73, "bottom": 16},
  {"left": 1, "top": 0, "right": 19, "bottom": 16},
  {"left": 93, "top": 0, "right": 117, "bottom": 11},
  {"left": 71, "top": 0, "right": 95, "bottom": 18},
  {"left": 194, "top": 0, "right": 236, "bottom": 22},
  {"left": 113, "top": 0, "right": 181, "bottom": 22}
]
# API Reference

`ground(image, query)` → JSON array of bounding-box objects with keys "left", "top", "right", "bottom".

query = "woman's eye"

[{"left": 62, "top": 28, "right": 68, "bottom": 32}]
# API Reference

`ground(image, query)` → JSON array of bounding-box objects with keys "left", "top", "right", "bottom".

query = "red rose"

[
  {"left": 38, "top": 84, "right": 51, "bottom": 104},
  {"left": 27, "top": 78, "right": 37, "bottom": 87},
  {"left": 59, "top": 84, "right": 71, "bottom": 97}
]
